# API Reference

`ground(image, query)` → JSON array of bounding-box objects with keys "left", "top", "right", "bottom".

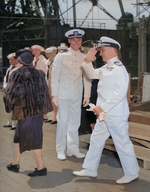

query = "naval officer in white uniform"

[
  {"left": 73, "top": 36, "right": 139, "bottom": 184},
  {"left": 51, "top": 29, "right": 91, "bottom": 160}
]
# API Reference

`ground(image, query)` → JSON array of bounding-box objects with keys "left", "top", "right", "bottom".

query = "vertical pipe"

[
  {"left": 138, "top": 15, "right": 146, "bottom": 77},
  {"left": 72, "top": 0, "right": 76, "bottom": 27}
]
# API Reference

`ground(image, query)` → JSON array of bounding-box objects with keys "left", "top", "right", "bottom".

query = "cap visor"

[
  {"left": 97, "top": 43, "right": 110, "bottom": 48},
  {"left": 68, "top": 35, "right": 82, "bottom": 39}
]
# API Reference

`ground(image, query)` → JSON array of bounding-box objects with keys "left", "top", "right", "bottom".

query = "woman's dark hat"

[
  {"left": 18, "top": 52, "right": 34, "bottom": 65},
  {"left": 15, "top": 49, "right": 31, "bottom": 59}
]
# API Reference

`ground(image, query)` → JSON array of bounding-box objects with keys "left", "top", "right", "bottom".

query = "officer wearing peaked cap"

[
  {"left": 51, "top": 29, "right": 91, "bottom": 161},
  {"left": 98, "top": 36, "right": 121, "bottom": 50},
  {"left": 73, "top": 36, "right": 139, "bottom": 184},
  {"left": 65, "top": 29, "right": 85, "bottom": 39}
]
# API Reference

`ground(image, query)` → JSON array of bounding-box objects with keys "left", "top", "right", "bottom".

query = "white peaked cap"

[
  {"left": 65, "top": 29, "right": 85, "bottom": 39},
  {"left": 98, "top": 36, "right": 121, "bottom": 50}
]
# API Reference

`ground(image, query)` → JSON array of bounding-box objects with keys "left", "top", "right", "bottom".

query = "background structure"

[{"left": 0, "top": 0, "right": 150, "bottom": 80}]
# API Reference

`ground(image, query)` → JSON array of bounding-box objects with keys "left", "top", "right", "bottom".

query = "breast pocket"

[
  {"left": 102, "top": 71, "right": 116, "bottom": 88},
  {"left": 62, "top": 58, "right": 72, "bottom": 71}
]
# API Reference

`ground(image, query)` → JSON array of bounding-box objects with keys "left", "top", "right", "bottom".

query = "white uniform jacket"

[
  {"left": 82, "top": 57, "right": 130, "bottom": 116},
  {"left": 51, "top": 48, "right": 91, "bottom": 100}
]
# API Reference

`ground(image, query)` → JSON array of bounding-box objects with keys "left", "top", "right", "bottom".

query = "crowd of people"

[{"left": 2, "top": 28, "right": 139, "bottom": 184}]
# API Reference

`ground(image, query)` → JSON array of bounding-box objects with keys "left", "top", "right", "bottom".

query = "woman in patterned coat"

[{"left": 3, "top": 51, "right": 53, "bottom": 177}]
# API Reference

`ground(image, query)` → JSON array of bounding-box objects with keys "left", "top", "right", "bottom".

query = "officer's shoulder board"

[
  {"left": 114, "top": 60, "right": 123, "bottom": 67},
  {"left": 59, "top": 50, "right": 69, "bottom": 53}
]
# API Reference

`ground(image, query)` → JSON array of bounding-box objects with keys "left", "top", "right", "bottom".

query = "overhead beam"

[
  {"left": 30, "top": 0, "right": 45, "bottom": 22},
  {"left": 97, "top": 2, "right": 118, "bottom": 22},
  {"left": 79, "top": 6, "right": 93, "bottom": 27},
  {"left": 118, "top": 0, "right": 125, "bottom": 15}
]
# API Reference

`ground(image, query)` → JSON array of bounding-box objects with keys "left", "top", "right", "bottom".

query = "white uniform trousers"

[
  {"left": 56, "top": 98, "right": 82, "bottom": 155},
  {"left": 82, "top": 115, "right": 139, "bottom": 176}
]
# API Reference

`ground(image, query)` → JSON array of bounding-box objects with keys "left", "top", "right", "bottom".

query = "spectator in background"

[
  {"left": 3, "top": 53, "right": 21, "bottom": 130},
  {"left": 79, "top": 51, "right": 102, "bottom": 135},
  {"left": 31, "top": 45, "right": 48, "bottom": 75},
  {"left": 45, "top": 46, "right": 58, "bottom": 124},
  {"left": 44, "top": 43, "right": 68, "bottom": 124},
  {"left": 31, "top": 45, "right": 49, "bottom": 120},
  {"left": 57, "top": 43, "right": 68, "bottom": 53}
]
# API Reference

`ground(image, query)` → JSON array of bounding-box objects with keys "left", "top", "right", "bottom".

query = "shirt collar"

[
  {"left": 69, "top": 47, "right": 80, "bottom": 54},
  {"left": 107, "top": 56, "right": 118, "bottom": 67}
]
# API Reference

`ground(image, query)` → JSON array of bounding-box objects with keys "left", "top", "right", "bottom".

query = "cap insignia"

[{"left": 73, "top": 31, "right": 79, "bottom": 36}]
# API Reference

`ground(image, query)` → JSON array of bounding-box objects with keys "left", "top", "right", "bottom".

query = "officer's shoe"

[
  {"left": 57, "top": 153, "right": 66, "bottom": 160},
  {"left": 50, "top": 121, "right": 57, "bottom": 124},
  {"left": 67, "top": 151, "right": 85, "bottom": 158},
  {"left": 3, "top": 124, "right": 12, "bottom": 128},
  {"left": 10, "top": 127, "right": 16, "bottom": 130},
  {"left": 7, "top": 163, "right": 20, "bottom": 172},
  {"left": 28, "top": 167, "right": 47, "bottom": 177},
  {"left": 116, "top": 173, "right": 139, "bottom": 184},
  {"left": 73, "top": 169, "right": 97, "bottom": 177},
  {"left": 44, "top": 119, "right": 52, "bottom": 123}
]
